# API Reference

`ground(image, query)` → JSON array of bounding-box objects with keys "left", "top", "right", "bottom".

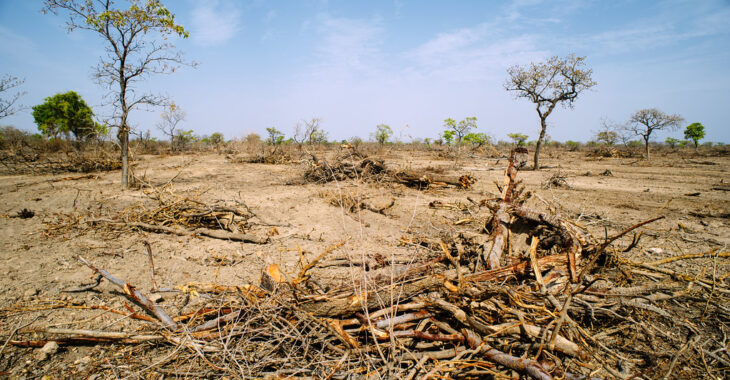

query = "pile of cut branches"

[
  {"left": 0, "top": 149, "right": 121, "bottom": 175},
  {"left": 229, "top": 145, "right": 298, "bottom": 165},
  {"left": 302, "top": 148, "right": 475, "bottom": 189},
  {"left": 44, "top": 185, "right": 269, "bottom": 243}
]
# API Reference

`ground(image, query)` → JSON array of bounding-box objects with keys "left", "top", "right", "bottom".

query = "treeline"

[{"left": 1, "top": 89, "right": 725, "bottom": 155}]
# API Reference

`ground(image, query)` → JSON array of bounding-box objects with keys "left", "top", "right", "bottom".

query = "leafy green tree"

[
  {"left": 209, "top": 132, "right": 224, "bottom": 145},
  {"left": 463, "top": 132, "right": 490, "bottom": 149},
  {"left": 665, "top": 137, "right": 680, "bottom": 148},
  {"left": 175, "top": 129, "right": 197, "bottom": 151},
  {"left": 596, "top": 130, "right": 617, "bottom": 146},
  {"left": 44, "top": 0, "right": 193, "bottom": 188},
  {"left": 266, "top": 127, "right": 284, "bottom": 145},
  {"left": 372, "top": 124, "right": 393, "bottom": 145},
  {"left": 505, "top": 54, "right": 596, "bottom": 169},
  {"left": 683, "top": 123, "right": 705, "bottom": 151},
  {"left": 508, "top": 133, "right": 528, "bottom": 146},
  {"left": 310, "top": 129, "right": 328, "bottom": 144},
  {"left": 32, "top": 91, "right": 102, "bottom": 140},
  {"left": 627, "top": 108, "right": 683, "bottom": 159},
  {"left": 443, "top": 117, "right": 477, "bottom": 145},
  {"left": 442, "top": 130, "right": 455, "bottom": 145}
]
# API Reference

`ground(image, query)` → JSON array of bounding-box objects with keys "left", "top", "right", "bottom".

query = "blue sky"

[{"left": 1, "top": 0, "right": 729, "bottom": 143}]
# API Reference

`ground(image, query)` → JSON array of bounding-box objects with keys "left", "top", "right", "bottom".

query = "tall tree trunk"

[
  {"left": 533, "top": 119, "right": 547, "bottom": 170},
  {"left": 694, "top": 141, "right": 698, "bottom": 152},
  {"left": 119, "top": 120, "right": 129, "bottom": 189},
  {"left": 644, "top": 136, "right": 650, "bottom": 160}
]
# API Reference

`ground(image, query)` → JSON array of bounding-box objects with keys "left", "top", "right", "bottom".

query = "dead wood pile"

[
  {"left": 585, "top": 146, "right": 633, "bottom": 158},
  {"left": 229, "top": 145, "right": 297, "bottom": 164},
  {"left": 44, "top": 185, "right": 269, "bottom": 244},
  {"left": 302, "top": 148, "right": 476, "bottom": 189},
  {"left": 5, "top": 149, "right": 729, "bottom": 379},
  {"left": 0, "top": 149, "right": 121, "bottom": 175}
]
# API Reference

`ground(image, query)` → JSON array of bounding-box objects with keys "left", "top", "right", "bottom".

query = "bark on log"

[{"left": 391, "top": 170, "right": 475, "bottom": 189}]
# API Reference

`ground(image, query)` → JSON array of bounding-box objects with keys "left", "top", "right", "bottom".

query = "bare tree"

[
  {"left": 505, "top": 54, "right": 596, "bottom": 170},
  {"left": 156, "top": 102, "right": 185, "bottom": 151},
  {"left": 626, "top": 108, "right": 683, "bottom": 159},
  {"left": 0, "top": 74, "right": 26, "bottom": 119},
  {"left": 43, "top": 0, "right": 194, "bottom": 188},
  {"left": 595, "top": 117, "right": 620, "bottom": 146},
  {"left": 294, "top": 118, "right": 326, "bottom": 144}
]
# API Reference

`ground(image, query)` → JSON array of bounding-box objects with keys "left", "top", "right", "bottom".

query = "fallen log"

[{"left": 391, "top": 170, "right": 476, "bottom": 189}]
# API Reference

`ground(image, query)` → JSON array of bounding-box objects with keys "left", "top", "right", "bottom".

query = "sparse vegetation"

[{"left": 1, "top": 4, "right": 728, "bottom": 380}]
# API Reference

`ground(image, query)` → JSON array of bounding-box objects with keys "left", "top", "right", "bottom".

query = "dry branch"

[{"left": 77, "top": 256, "right": 177, "bottom": 328}]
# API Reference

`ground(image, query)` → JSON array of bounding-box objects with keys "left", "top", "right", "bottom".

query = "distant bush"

[
  {"left": 508, "top": 133, "right": 528, "bottom": 146},
  {"left": 372, "top": 124, "right": 393, "bottom": 145},
  {"left": 665, "top": 137, "right": 680, "bottom": 148},
  {"left": 565, "top": 140, "right": 580, "bottom": 151}
]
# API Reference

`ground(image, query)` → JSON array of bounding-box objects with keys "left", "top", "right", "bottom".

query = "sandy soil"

[{"left": 1, "top": 148, "right": 728, "bottom": 376}]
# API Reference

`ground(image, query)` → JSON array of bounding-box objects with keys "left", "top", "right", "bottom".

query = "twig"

[
  {"left": 143, "top": 241, "right": 158, "bottom": 291},
  {"left": 662, "top": 334, "right": 700, "bottom": 379},
  {"left": 62, "top": 273, "right": 103, "bottom": 293}
]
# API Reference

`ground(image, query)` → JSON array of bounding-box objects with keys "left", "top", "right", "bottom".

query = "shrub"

[
  {"left": 508, "top": 133, "right": 528, "bottom": 146},
  {"left": 565, "top": 140, "right": 580, "bottom": 151},
  {"left": 665, "top": 137, "right": 680, "bottom": 148},
  {"left": 372, "top": 124, "right": 393, "bottom": 145}
]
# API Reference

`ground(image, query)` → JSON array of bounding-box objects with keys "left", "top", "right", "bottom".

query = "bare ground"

[{"left": 1, "top": 148, "right": 728, "bottom": 378}]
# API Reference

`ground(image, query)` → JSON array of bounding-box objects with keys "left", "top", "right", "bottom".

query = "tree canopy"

[
  {"left": 683, "top": 123, "right": 705, "bottom": 150},
  {"left": 505, "top": 54, "right": 596, "bottom": 169},
  {"left": 443, "top": 117, "right": 477, "bottom": 144},
  {"left": 508, "top": 133, "right": 528, "bottom": 146},
  {"left": 627, "top": 108, "right": 683, "bottom": 159},
  {"left": 373, "top": 124, "right": 393, "bottom": 145},
  {"left": 32, "top": 91, "right": 103, "bottom": 140}
]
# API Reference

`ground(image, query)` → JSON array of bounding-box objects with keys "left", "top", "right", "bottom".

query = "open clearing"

[{"left": 1, "top": 148, "right": 728, "bottom": 378}]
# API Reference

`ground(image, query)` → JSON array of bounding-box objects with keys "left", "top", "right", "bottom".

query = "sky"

[{"left": 1, "top": 0, "right": 729, "bottom": 143}]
